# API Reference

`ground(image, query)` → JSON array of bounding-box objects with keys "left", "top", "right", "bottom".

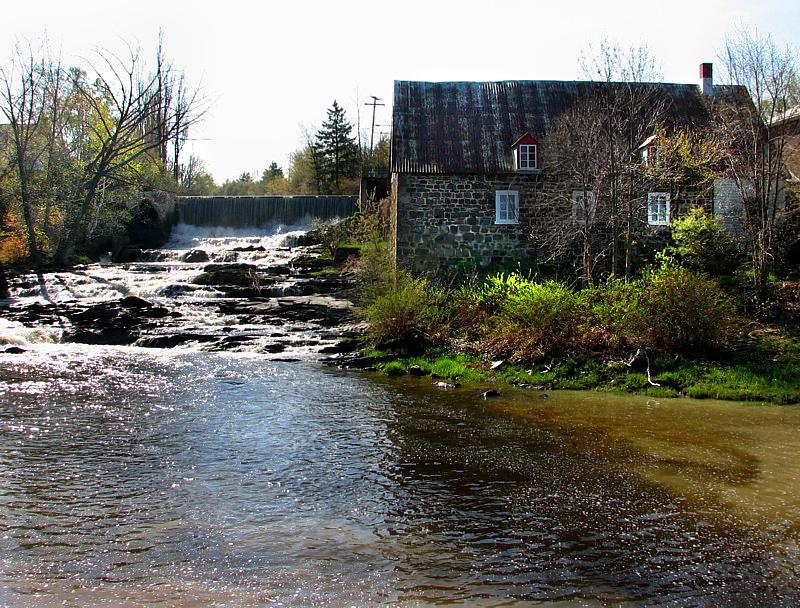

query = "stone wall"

[
  {"left": 391, "top": 172, "right": 725, "bottom": 278},
  {"left": 393, "top": 173, "right": 539, "bottom": 275}
]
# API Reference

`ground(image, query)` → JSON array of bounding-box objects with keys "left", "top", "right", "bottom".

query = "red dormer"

[{"left": 511, "top": 133, "right": 540, "bottom": 171}]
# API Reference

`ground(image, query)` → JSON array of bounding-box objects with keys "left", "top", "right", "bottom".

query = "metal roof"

[{"left": 391, "top": 80, "right": 741, "bottom": 174}]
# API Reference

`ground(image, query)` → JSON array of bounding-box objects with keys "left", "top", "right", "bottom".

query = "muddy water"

[{"left": 1, "top": 345, "right": 799, "bottom": 607}]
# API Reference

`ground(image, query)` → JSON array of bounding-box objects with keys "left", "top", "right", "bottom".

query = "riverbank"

[
  {"left": 333, "top": 341, "right": 800, "bottom": 405},
  {"left": 318, "top": 241, "right": 800, "bottom": 405},
  {"left": 333, "top": 304, "right": 800, "bottom": 405}
]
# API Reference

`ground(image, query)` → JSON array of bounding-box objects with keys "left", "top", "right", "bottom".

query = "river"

[{"left": 1, "top": 225, "right": 800, "bottom": 606}]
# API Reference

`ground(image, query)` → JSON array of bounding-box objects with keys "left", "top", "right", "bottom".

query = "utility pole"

[{"left": 364, "top": 96, "right": 385, "bottom": 154}]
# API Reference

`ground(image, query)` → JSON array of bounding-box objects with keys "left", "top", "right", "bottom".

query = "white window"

[
  {"left": 518, "top": 144, "right": 538, "bottom": 170},
  {"left": 572, "top": 190, "right": 597, "bottom": 224},
  {"left": 495, "top": 190, "right": 519, "bottom": 224},
  {"left": 648, "top": 192, "right": 670, "bottom": 226}
]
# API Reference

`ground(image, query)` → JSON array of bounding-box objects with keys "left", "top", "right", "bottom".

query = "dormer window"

[
  {"left": 639, "top": 135, "right": 666, "bottom": 169},
  {"left": 511, "top": 133, "right": 540, "bottom": 171},
  {"left": 519, "top": 144, "right": 537, "bottom": 169}
]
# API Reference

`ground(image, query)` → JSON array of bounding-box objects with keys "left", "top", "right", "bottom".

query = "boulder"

[
  {"left": 119, "top": 295, "right": 154, "bottom": 308},
  {"left": 181, "top": 249, "right": 210, "bottom": 263}
]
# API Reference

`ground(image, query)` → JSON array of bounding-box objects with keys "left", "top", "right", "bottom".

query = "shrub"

[
  {"left": 454, "top": 272, "right": 532, "bottom": 336},
  {"left": 662, "top": 207, "right": 743, "bottom": 277},
  {"left": 359, "top": 262, "right": 455, "bottom": 349},
  {"left": 633, "top": 265, "right": 736, "bottom": 352},
  {"left": 481, "top": 279, "right": 586, "bottom": 362}
]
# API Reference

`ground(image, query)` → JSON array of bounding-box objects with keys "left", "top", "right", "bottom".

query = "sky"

[{"left": 2, "top": 0, "right": 799, "bottom": 184}]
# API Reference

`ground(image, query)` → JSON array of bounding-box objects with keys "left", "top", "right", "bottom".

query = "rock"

[
  {"left": 231, "top": 245, "right": 266, "bottom": 252},
  {"left": 202, "top": 263, "right": 257, "bottom": 273},
  {"left": 261, "top": 343, "right": 287, "bottom": 353},
  {"left": 4, "top": 346, "right": 26, "bottom": 354},
  {"left": 64, "top": 328, "right": 134, "bottom": 345},
  {"left": 119, "top": 295, "right": 154, "bottom": 308},
  {"left": 114, "top": 248, "right": 143, "bottom": 263},
  {"left": 481, "top": 389, "right": 501, "bottom": 399},
  {"left": 136, "top": 334, "right": 219, "bottom": 348},
  {"left": 0, "top": 267, "right": 10, "bottom": 299},
  {"left": 181, "top": 249, "right": 210, "bottom": 263},
  {"left": 319, "top": 340, "right": 361, "bottom": 354},
  {"left": 538, "top": 393, "right": 549, "bottom": 400},
  {"left": 408, "top": 365, "right": 430, "bottom": 376}
]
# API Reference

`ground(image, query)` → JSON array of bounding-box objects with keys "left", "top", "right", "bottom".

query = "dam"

[{"left": 176, "top": 195, "right": 358, "bottom": 228}]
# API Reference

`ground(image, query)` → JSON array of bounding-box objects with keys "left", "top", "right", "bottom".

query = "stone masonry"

[
  {"left": 392, "top": 173, "right": 540, "bottom": 275},
  {"left": 391, "top": 172, "right": 722, "bottom": 277}
]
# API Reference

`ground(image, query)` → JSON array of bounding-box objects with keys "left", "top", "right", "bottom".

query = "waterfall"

[{"left": 177, "top": 195, "right": 358, "bottom": 228}]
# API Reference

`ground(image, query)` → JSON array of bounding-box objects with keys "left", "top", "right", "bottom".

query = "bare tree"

[
  {"left": 53, "top": 45, "right": 204, "bottom": 263},
  {"left": 715, "top": 25, "right": 798, "bottom": 289},
  {"left": 579, "top": 41, "right": 666, "bottom": 278},
  {"left": 537, "top": 94, "right": 611, "bottom": 285}
]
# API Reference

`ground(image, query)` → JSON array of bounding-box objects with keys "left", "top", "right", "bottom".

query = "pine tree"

[{"left": 315, "top": 100, "right": 360, "bottom": 193}]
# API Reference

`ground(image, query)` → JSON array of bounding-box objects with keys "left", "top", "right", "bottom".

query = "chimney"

[{"left": 700, "top": 63, "right": 713, "bottom": 96}]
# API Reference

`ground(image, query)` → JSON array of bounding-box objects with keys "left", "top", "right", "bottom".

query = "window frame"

[
  {"left": 517, "top": 144, "right": 538, "bottom": 170},
  {"left": 571, "top": 190, "right": 597, "bottom": 224},
  {"left": 647, "top": 192, "right": 670, "bottom": 226},
  {"left": 495, "top": 190, "right": 520, "bottom": 225}
]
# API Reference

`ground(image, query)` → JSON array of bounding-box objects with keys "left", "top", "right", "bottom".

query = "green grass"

[
  {"left": 683, "top": 363, "right": 800, "bottom": 404},
  {"left": 371, "top": 351, "right": 800, "bottom": 405}
]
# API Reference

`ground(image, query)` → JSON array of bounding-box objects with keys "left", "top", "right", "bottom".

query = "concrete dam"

[{"left": 176, "top": 195, "right": 358, "bottom": 228}]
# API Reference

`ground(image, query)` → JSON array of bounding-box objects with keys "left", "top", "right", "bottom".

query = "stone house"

[{"left": 389, "top": 64, "right": 752, "bottom": 277}]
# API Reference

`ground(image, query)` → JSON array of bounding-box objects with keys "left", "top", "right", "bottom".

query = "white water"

[
  {"left": 7, "top": 223, "right": 308, "bottom": 306},
  {"left": 1, "top": 222, "right": 346, "bottom": 356}
]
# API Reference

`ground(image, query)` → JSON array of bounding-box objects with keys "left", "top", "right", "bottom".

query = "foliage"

[
  {"left": 660, "top": 207, "right": 743, "bottom": 276},
  {"left": 0, "top": 39, "right": 205, "bottom": 266},
  {"left": 0, "top": 231, "right": 28, "bottom": 264},
  {"left": 643, "top": 128, "right": 723, "bottom": 186},
  {"left": 447, "top": 267, "right": 736, "bottom": 362},
  {"left": 352, "top": 233, "right": 454, "bottom": 348},
  {"left": 314, "top": 100, "right": 361, "bottom": 194},
  {"left": 362, "top": 134, "right": 390, "bottom": 167},
  {"left": 632, "top": 264, "right": 736, "bottom": 352},
  {"left": 361, "top": 269, "right": 437, "bottom": 348}
]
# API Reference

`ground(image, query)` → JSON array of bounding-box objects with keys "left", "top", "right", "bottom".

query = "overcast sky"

[{"left": 2, "top": 0, "right": 799, "bottom": 184}]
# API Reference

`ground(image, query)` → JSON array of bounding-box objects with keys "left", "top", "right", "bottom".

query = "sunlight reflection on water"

[{"left": 1, "top": 346, "right": 799, "bottom": 606}]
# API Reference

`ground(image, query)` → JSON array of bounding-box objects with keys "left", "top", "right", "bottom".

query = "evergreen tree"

[{"left": 315, "top": 100, "right": 360, "bottom": 193}]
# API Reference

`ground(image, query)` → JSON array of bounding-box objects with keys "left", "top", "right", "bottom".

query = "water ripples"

[{"left": 1, "top": 349, "right": 799, "bottom": 606}]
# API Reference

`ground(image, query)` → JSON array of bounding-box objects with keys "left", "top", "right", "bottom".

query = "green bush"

[
  {"left": 633, "top": 265, "right": 736, "bottom": 352},
  {"left": 662, "top": 207, "right": 743, "bottom": 277},
  {"left": 454, "top": 272, "right": 533, "bottom": 336},
  {"left": 481, "top": 279, "right": 586, "bottom": 361},
  {"left": 362, "top": 270, "right": 427, "bottom": 346}
]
